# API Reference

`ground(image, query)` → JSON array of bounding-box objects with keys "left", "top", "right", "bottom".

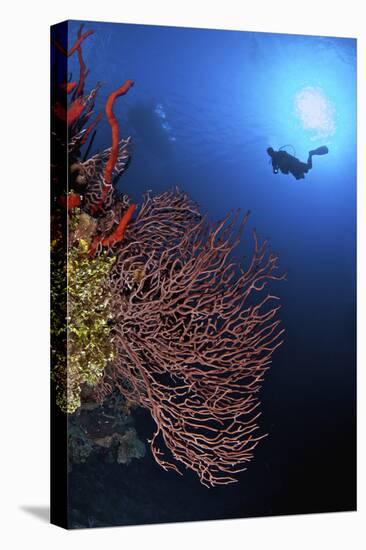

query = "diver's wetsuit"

[{"left": 270, "top": 150, "right": 312, "bottom": 180}]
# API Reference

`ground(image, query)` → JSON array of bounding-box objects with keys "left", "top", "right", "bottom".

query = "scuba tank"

[
  {"left": 279, "top": 144, "right": 296, "bottom": 156},
  {"left": 309, "top": 145, "right": 329, "bottom": 156}
]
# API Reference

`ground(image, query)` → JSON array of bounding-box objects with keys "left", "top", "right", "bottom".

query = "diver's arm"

[{"left": 270, "top": 152, "right": 280, "bottom": 174}]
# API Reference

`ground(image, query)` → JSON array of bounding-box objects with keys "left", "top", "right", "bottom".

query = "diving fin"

[{"left": 309, "top": 146, "right": 329, "bottom": 156}]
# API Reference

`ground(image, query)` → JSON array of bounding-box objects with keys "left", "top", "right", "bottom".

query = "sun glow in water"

[{"left": 294, "top": 86, "right": 335, "bottom": 140}]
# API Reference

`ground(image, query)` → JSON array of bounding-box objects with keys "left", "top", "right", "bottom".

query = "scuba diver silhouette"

[{"left": 267, "top": 145, "right": 329, "bottom": 180}]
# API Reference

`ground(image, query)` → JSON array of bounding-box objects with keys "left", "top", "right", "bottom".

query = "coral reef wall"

[{"left": 51, "top": 23, "right": 285, "bottom": 490}]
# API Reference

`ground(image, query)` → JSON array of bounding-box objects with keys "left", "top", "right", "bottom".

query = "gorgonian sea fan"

[{"left": 95, "top": 189, "right": 285, "bottom": 487}]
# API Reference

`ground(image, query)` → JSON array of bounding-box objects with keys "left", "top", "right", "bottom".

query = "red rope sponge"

[
  {"left": 90, "top": 80, "right": 135, "bottom": 214},
  {"left": 89, "top": 204, "right": 136, "bottom": 256},
  {"left": 102, "top": 203, "right": 136, "bottom": 246},
  {"left": 54, "top": 29, "right": 94, "bottom": 57},
  {"left": 103, "top": 80, "right": 135, "bottom": 185}
]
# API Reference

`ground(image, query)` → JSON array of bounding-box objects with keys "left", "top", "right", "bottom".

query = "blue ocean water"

[{"left": 67, "top": 21, "right": 356, "bottom": 527}]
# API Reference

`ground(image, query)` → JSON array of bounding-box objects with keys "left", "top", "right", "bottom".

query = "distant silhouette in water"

[
  {"left": 267, "top": 145, "right": 329, "bottom": 180},
  {"left": 128, "top": 101, "right": 173, "bottom": 159}
]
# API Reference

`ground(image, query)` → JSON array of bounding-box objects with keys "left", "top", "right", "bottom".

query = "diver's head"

[{"left": 267, "top": 147, "right": 274, "bottom": 157}]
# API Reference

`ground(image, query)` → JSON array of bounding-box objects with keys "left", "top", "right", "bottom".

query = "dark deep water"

[{"left": 67, "top": 21, "right": 356, "bottom": 527}]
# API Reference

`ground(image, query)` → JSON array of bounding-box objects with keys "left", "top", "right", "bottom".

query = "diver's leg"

[{"left": 307, "top": 152, "right": 313, "bottom": 169}]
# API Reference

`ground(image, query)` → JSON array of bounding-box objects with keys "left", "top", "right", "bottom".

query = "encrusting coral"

[{"left": 51, "top": 210, "right": 117, "bottom": 413}]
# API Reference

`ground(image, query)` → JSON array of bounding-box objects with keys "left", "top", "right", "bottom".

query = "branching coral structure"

[{"left": 95, "top": 190, "right": 286, "bottom": 487}]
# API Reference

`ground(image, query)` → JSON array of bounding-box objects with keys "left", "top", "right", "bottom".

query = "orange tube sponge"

[
  {"left": 59, "top": 81, "right": 78, "bottom": 94},
  {"left": 102, "top": 203, "right": 136, "bottom": 246},
  {"left": 90, "top": 80, "right": 134, "bottom": 214},
  {"left": 89, "top": 204, "right": 136, "bottom": 256},
  {"left": 54, "top": 29, "right": 94, "bottom": 57},
  {"left": 57, "top": 192, "right": 81, "bottom": 210},
  {"left": 103, "top": 80, "right": 135, "bottom": 185}
]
